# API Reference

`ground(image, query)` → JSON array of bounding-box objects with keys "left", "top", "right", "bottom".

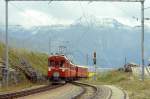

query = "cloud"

[
  {"left": 55, "top": 2, "right": 141, "bottom": 26},
  {"left": 116, "top": 17, "right": 140, "bottom": 27},
  {"left": 19, "top": 9, "right": 73, "bottom": 27},
  {"left": 0, "top": 1, "right": 150, "bottom": 27}
]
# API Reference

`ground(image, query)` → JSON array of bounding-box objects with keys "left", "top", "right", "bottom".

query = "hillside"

[{"left": 0, "top": 42, "right": 48, "bottom": 80}]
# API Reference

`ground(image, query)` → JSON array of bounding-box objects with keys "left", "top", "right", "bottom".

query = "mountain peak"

[{"left": 74, "top": 16, "right": 125, "bottom": 28}]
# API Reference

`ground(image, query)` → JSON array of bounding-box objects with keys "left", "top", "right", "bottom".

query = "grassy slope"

[
  {"left": 0, "top": 42, "right": 48, "bottom": 75},
  {"left": 82, "top": 70, "right": 150, "bottom": 99},
  {"left": 0, "top": 42, "right": 48, "bottom": 91}
]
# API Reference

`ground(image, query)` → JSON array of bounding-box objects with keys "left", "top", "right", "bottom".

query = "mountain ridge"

[{"left": 0, "top": 18, "right": 150, "bottom": 68}]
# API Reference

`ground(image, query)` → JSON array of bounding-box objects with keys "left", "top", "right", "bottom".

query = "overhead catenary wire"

[
  {"left": 144, "top": 6, "right": 150, "bottom": 10},
  {"left": 74, "top": 2, "right": 91, "bottom": 46},
  {"left": 75, "top": 2, "right": 112, "bottom": 67},
  {"left": 48, "top": 0, "right": 53, "bottom": 4},
  {"left": 78, "top": 2, "right": 114, "bottom": 67}
]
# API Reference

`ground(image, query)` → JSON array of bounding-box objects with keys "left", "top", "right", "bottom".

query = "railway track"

[
  {"left": 0, "top": 84, "right": 65, "bottom": 99},
  {"left": 72, "top": 82, "right": 128, "bottom": 99},
  {"left": 72, "top": 81, "right": 98, "bottom": 99},
  {"left": 96, "top": 85, "right": 112, "bottom": 99},
  {"left": 71, "top": 82, "right": 114, "bottom": 99},
  {"left": 0, "top": 81, "right": 128, "bottom": 99}
]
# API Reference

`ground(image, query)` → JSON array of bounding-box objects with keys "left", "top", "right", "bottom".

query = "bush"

[{"left": 97, "top": 70, "right": 128, "bottom": 84}]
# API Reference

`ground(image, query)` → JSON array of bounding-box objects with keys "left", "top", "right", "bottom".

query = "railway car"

[
  {"left": 47, "top": 54, "right": 88, "bottom": 83},
  {"left": 76, "top": 65, "right": 88, "bottom": 78},
  {"left": 48, "top": 55, "right": 76, "bottom": 82}
]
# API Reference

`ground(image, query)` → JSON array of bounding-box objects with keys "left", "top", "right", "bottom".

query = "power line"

[
  {"left": 6, "top": 0, "right": 144, "bottom": 2},
  {"left": 74, "top": 2, "right": 91, "bottom": 48},
  {"left": 144, "top": 6, "right": 150, "bottom": 10},
  {"left": 48, "top": 0, "right": 53, "bottom": 4},
  {"left": 79, "top": 2, "right": 91, "bottom": 28}
]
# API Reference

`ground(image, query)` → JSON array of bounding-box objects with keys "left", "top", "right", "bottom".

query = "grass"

[
  {"left": 0, "top": 80, "right": 34, "bottom": 92},
  {"left": 81, "top": 70, "right": 150, "bottom": 99},
  {"left": 0, "top": 42, "right": 48, "bottom": 75},
  {"left": 17, "top": 49, "right": 48, "bottom": 75},
  {"left": 0, "top": 79, "right": 48, "bottom": 92},
  {"left": 0, "top": 42, "right": 48, "bottom": 91}
]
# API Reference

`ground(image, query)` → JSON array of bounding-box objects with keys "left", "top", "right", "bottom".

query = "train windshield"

[
  {"left": 49, "top": 60, "right": 55, "bottom": 67},
  {"left": 60, "top": 60, "right": 64, "bottom": 67},
  {"left": 49, "top": 60, "right": 65, "bottom": 67}
]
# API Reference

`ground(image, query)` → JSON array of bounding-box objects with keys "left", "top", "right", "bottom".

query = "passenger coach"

[{"left": 47, "top": 54, "right": 88, "bottom": 83}]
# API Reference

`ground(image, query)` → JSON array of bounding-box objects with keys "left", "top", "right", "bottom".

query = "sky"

[{"left": 0, "top": 0, "right": 150, "bottom": 27}]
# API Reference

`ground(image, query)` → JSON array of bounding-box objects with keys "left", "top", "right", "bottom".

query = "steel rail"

[
  {"left": 122, "top": 89, "right": 127, "bottom": 99},
  {"left": 0, "top": 84, "right": 65, "bottom": 99},
  {"left": 71, "top": 81, "right": 98, "bottom": 99},
  {"left": 107, "top": 87, "right": 112, "bottom": 99},
  {"left": 96, "top": 85, "right": 112, "bottom": 99},
  {"left": 72, "top": 83, "right": 86, "bottom": 99},
  {"left": 116, "top": 86, "right": 128, "bottom": 99}
]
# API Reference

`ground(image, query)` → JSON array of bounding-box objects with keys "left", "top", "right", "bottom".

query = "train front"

[{"left": 47, "top": 55, "right": 66, "bottom": 82}]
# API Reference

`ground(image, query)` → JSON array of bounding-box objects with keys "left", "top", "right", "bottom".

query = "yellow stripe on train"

[{"left": 88, "top": 72, "right": 96, "bottom": 77}]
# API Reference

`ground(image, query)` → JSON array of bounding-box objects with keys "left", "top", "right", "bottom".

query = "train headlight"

[
  {"left": 49, "top": 67, "right": 51, "bottom": 71},
  {"left": 53, "top": 72, "right": 59, "bottom": 77},
  {"left": 62, "top": 68, "right": 65, "bottom": 72}
]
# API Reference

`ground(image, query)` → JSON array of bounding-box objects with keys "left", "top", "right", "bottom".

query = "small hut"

[{"left": 124, "top": 62, "right": 139, "bottom": 72}]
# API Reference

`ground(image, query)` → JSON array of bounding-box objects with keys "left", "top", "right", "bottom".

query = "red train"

[{"left": 47, "top": 54, "right": 88, "bottom": 82}]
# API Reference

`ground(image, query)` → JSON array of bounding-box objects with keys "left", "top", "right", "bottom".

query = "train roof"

[
  {"left": 48, "top": 55, "right": 66, "bottom": 59},
  {"left": 49, "top": 55, "right": 72, "bottom": 63},
  {"left": 49, "top": 55, "right": 88, "bottom": 69},
  {"left": 76, "top": 65, "right": 88, "bottom": 69}
]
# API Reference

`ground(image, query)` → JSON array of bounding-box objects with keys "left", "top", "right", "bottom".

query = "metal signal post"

[
  {"left": 93, "top": 51, "right": 96, "bottom": 80},
  {"left": 141, "top": 1, "right": 145, "bottom": 81},
  {"left": 5, "top": 0, "right": 9, "bottom": 87}
]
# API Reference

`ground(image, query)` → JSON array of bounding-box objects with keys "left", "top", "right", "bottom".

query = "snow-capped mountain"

[
  {"left": 74, "top": 16, "right": 128, "bottom": 28},
  {"left": 0, "top": 18, "right": 150, "bottom": 68}
]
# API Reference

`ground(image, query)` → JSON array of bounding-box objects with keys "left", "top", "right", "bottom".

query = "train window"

[
  {"left": 49, "top": 60, "right": 55, "bottom": 66},
  {"left": 55, "top": 61, "right": 59, "bottom": 66},
  {"left": 60, "top": 60, "right": 65, "bottom": 67},
  {"left": 48, "top": 61, "right": 50, "bottom": 66}
]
